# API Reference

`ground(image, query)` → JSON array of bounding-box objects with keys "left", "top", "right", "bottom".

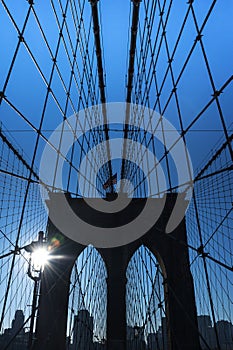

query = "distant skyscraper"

[
  {"left": 73, "top": 309, "right": 94, "bottom": 350},
  {"left": 147, "top": 317, "right": 168, "bottom": 350},
  {"left": 0, "top": 310, "right": 28, "bottom": 350},
  {"left": 11, "top": 310, "right": 25, "bottom": 337},
  {"left": 147, "top": 333, "right": 159, "bottom": 350},
  {"left": 126, "top": 325, "right": 146, "bottom": 349},
  {"left": 196, "top": 316, "right": 233, "bottom": 350},
  {"left": 197, "top": 315, "right": 218, "bottom": 349},
  {"left": 216, "top": 320, "right": 233, "bottom": 348}
]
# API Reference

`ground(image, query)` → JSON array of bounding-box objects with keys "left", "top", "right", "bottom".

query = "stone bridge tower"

[{"left": 33, "top": 193, "right": 200, "bottom": 350}]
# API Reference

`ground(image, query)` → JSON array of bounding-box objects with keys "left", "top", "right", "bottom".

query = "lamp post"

[
  {"left": 24, "top": 231, "right": 48, "bottom": 350},
  {"left": 0, "top": 231, "right": 49, "bottom": 350},
  {"left": 27, "top": 272, "right": 40, "bottom": 350}
]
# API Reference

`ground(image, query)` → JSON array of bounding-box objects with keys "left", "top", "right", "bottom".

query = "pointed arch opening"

[
  {"left": 66, "top": 245, "right": 107, "bottom": 349},
  {"left": 126, "top": 245, "right": 168, "bottom": 350}
]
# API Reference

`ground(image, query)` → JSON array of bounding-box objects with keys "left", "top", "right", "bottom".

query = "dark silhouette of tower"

[{"left": 33, "top": 194, "right": 201, "bottom": 350}]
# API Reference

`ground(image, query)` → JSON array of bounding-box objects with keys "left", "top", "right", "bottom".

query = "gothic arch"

[
  {"left": 67, "top": 245, "right": 107, "bottom": 349},
  {"left": 126, "top": 245, "right": 168, "bottom": 349},
  {"left": 34, "top": 196, "right": 200, "bottom": 350}
]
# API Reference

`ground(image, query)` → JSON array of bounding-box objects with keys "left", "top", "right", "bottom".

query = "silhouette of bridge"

[{"left": 0, "top": 1, "right": 232, "bottom": 349}]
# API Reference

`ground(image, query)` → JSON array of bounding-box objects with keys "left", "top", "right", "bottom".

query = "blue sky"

[
  {"left": 0, "top": 0, "right": 232, "bottom": 335},
  {"left": 0, "top": 0, "right": 232, "bottom": 173}
]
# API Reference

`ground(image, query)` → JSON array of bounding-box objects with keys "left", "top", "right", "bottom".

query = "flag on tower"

[{"left": 103, "top": 173, "right": 117, "bottom": 190}]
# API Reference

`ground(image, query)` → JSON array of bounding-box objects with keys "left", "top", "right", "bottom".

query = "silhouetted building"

[
  {"left": 93, "top": 339, "right": 106, "bottom": 349},
  {"left": 126, "top": 316, "right": 233, "bottom": 350},
  {"left": 11, "top": 310, "right": 24, "bottom": 337},
  {"left": 216, "top": 320, "right": 233, "bottom": 349},
  {"left": 72, "top": 309, "right": 94, "bottom": 349},
  {"left": 127, "top": 325, "right": 146, "bottom": 349},
  {"left": 147, "top": 317, "right": 168, "bottom": 350},
  {"left": 198, "top": 315, "right": 215, "bottom": 349},
  {"left": 147, "top": 333, "right": 159, "bottom": 350},
  {"left": 197, "top": 315, "right": 233, "bottom": 350},
  {"left": 0, "top": 310, "right": 29, "bottom": 350}
]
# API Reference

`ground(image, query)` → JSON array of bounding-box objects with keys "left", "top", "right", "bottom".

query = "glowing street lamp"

[
  {"left": 24, "top": 231, "right": 49, "bottom": 349},
  {"left": 30, "top": 248, "right": 49, "bottom": 272},
  {"left": 24, "top": 231, "right": 49, "bottom": 280},
  {"left": 0, "top": 231, "right": 49, "bottom": 350}
]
